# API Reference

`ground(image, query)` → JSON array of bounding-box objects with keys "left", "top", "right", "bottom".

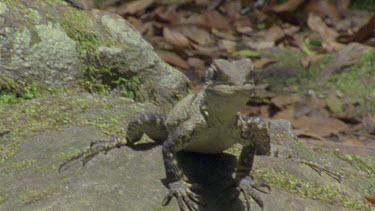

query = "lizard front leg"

[
  {"left": 161, "top": 124, "right": 204, "bottom": 211},
  {"left": 235, "top": 116, "right": 271, "bottom": 210},
  {"left": 234, "top": 145, "right": 269, "bottom": 210}
]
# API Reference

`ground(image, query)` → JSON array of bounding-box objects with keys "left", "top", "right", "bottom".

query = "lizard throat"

[{"left": 204, "top": 84, "right": 253, "bottom": 124}]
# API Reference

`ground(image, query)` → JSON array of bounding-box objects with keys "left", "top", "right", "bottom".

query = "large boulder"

[{"left": 0, "top": 0, "right": 188, "bottom": 106}]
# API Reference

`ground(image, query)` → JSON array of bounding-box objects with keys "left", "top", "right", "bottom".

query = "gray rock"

[
  {"left": 0, "top": 1, "right": 188, "bottom": 106},
  {"left": 1, "top": 93, "right": 372, "bottom": 210}
]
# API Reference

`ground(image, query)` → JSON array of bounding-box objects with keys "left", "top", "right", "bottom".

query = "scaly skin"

[{"left": 59, "top": 59, "right": 271, "bottom": 210}]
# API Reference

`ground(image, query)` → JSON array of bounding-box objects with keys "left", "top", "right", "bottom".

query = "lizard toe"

[
  {"left": 236, "top": 176, "right": 267, "bottom": 210},
  {"left": 162, "top": 180, "right": 204, "bottom": 211}
]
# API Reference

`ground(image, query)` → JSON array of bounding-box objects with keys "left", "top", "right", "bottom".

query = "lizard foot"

[
  {"left": 58, "top": 136, "right": 127, "bottom": 173},
  {"left": 235, "top": 176, "right": 270, "bottom": 211},
  {"left": 162, "top": 180, "right": 205, "bottom": 211}
]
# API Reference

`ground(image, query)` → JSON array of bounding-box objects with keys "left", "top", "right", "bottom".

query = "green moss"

[
  {"left": 2, "top": 159, "right": 37, "bottom": 174},
  {"left": 256, "top": 168, "right": 369, "bottom": 210},
  {"left": 59, "top": 8, "right": 120, "bottom": 55},
  {"left": 60, "top": 10, "right": 100, "bottom": 54},
  {"left": 0, "top": 77, "right": 49, "bottom": 106},
  {"left": 0, "top": 77, "right": 19, "bottom": 93},
  {"left": 59, "top": 9, "right": 142, "bottom": 99},
  {"left": 350, "top": 0, "right": 375, "bottom": 11},
  {"left": 80, "top": 65, "right": 143, "bottom": 100},
  {"left": 266, "top": 50, "right": 375, "bottom": 115},
  {"left": 2, "top": 0, "right": 24, "bottom": 9},
  {"left": 59, "top": 7, "right": 141, "bottom": 99},
  {"left": 332, "top": 151, "right": 375, "bottom": 174},
  {"left": 119, "top": 76, "right": 143, "bottom": 101},
  {"left": 285, "top": 55, "right": 333, "bottom": 88},
  {"left": 21, "top": 185, "right": 60, "bottom": 205},
  {"left": 52, "top": 147, "right": 84, "bottom": 160},
  {"left": 79, "top": 66, "right": 112, "bottom": 95},
  {"left": 0, "top": 90, "right": 21, "bottom": 105},
  {"left": 0, "top": 192, "right": 8, "bottom": 204},
  {"left": 262, "top": 50, "right": 306, "bottom": 94},
  {"left": 328, "top": 51, "right": 375, "bottom": 114},
  {"left": 326, "top": 94, "right": 344, "bottom": 113},
  {"left": 0, "top": 94, "right": 97, "bottom": 163}
]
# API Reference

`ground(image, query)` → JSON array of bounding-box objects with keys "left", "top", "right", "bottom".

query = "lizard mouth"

[{"left": 206, "top": 83, "right": 253, "bottom": 96}]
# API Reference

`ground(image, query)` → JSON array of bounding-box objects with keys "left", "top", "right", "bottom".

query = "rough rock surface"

[
  {"left": 0, "top": 0, "right": 188, "bottom": 105},
  {"left": 0, "top": 93, "right": 374, "bottom": 210}
]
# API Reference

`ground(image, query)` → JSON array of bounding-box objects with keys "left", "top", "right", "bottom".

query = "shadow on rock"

[{"left": 160, "top": 151, "right": 248, "bottom": 211}]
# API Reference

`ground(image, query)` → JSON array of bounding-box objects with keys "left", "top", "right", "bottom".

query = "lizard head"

[
  {"left": 204, "top": 58, "right": 254, "bottom": 99},
  {"left": 203, "top": 58, "right": 254, "bottom": 115}
]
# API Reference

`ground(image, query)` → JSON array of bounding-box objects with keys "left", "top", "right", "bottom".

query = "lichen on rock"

[{"left": 0, "top": 0, "right": 188, "bottom": 106}]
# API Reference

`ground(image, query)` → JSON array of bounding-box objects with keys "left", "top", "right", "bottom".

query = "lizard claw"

[
  {"left": 235, "top": 176, "right": 268, "bottom": 211},
  {"left": 58, "top": 136, "right": 126, "bottom": 173},
  {"left": 162, "top": 180, "right": 205, "bottom": 211}
]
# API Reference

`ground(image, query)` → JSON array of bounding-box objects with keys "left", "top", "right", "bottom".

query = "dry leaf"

[
  {"left": 337, "top": 0, "right": 351, "bottom": 10},
  {"left": 307, "top": 13, "right": 338, "bottom": 41},
  {"left": 241, "top": 105, "right": 260, "bottom": 117},
  {"left": 154, "top": 6, "right": 180, "bottom": 23},
  {"left": 147, "top": 36, "right": 174, "bottom": 49},
  {"left": 294, "top": 129, "right": 326, "bottom": 141},
  {"left": 253, "top": 9, "right": 268, "bottom": 22},
  {"left": 343, "top": 138, "right": 364, "bottom": 146},
  {"left": 157, "top": 51, "right": 189, "bottom": 70},
  {"left": 201, "top": 10, "right": 231, "bottom": 30},
  {"left": 294, "top": 97, "right": 327, "bottom": 118},
  {"left": 236, "top": 26, "right": 253, "bottom": 34},
  {"left": 246, "top": 40, "right": 275, "bottom": 50},
  {"left": 321, "top": 40, "right": 345, "bottom": 52},
  {"left": 260, "top": 105, "right": 270, "bottom": 117},
  {"left": 195, "top": 0, "right": 210, "bottom": 6},
  {"left": 187, "top": 57, "right": 206, "bottom": 75},
  {"left": 253, "top": 58, "right": 278, "bottom": 69},
  {"left": 327, "top": 117, "right": 349, "bottom": 134},
  {"left": 364, "top": 196, "right": 375, "bottom": 204},
  {"left": 234, "top": 19, "right": 253, "bottom": 34},
  {"left": 268, "top": 0, "right": 305, "bottom": 12},
  {"left": 337, "top": 15, "right": 375, "bottom": 44},
  {"left": 331, "top": 103, "right": 357, "bottom": 122},
  {"left": 321, "top": 43, "right": 374, "bottom": 80},
  {"left": 190, "top": 43, "right": 221, "bottom": 57},
  {"left": 264, "top": 25, "right": 285, "bottom": 42},
  {"left": 218, "top": 40, "right": 237, "bottom": 53},
  {"left": 304, "top": 0, "right": 342, "bottom": 24},
  {"left": 242, "top": 105, "right": 270, "bottom": 117},
  {"left": 181, "top": 11, "right": 231, "bottom": 30},
  {"left": 222, "top": 1, "right": 242, "bottom": 20},
  {"left": 126, "top": 17, "right": 153, "bottom": 36},
  {"left": 178, "top": 26, "right": 212, "bottom": 46},
  {"left": 292, "top": 116, "right": 348, "bottom": 137},
  {"left": 211, "top": 28, "right": 239, "bottom": 41},
  {"left": 300, "top": 54, "right": 325, "bottom": 68},
  {"left": 361, "top": 116, "right": 375, "bottom": 134},
  {"left": 117, "top": 0, "right": 154, "bottom": 16},
  {"left": 163, "top": 27, "right": 190, "bottom": 48},
  {"left": 271, "top": 94, "right": 301, "bottom": 109},
  {"left": 283, "top": 25, "right": 300, "bottom": 35},
  {"left": 273, "top": 105, "right": 295, "bottom": 120}
]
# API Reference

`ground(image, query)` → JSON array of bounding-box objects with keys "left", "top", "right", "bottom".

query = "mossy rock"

[{"left": 0, "top": 0, "right": 188, "bottom": 106}]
